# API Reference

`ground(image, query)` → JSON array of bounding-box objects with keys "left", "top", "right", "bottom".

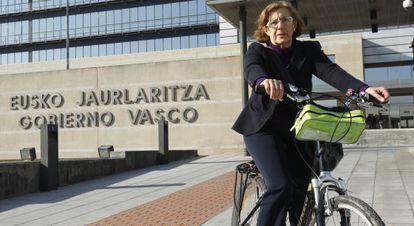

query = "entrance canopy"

[{"left": 207, "top": 0, "right": 414, "bottom": 36}]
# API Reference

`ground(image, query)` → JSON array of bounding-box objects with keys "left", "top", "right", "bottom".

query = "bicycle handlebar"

[{"left": 255, "top": 83, "right": 384, "bottom": 108}]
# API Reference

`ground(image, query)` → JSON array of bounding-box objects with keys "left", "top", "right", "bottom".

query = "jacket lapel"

[
  {"left": 288, "top": 40, "right": 306, "bottom": 74},
  {"left": 260, "top": 40, "right": 307, "bottom": 85},
  {"left": 263, "top": 45, "right": 295, "bottom": 84}
]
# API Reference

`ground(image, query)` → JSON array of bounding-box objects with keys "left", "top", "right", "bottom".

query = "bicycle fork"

[{"left": 311, "top": 178, "right": 326, "bottom": 226}]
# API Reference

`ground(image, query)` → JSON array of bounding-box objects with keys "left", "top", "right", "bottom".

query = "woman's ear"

[{"left": 263, "top": 26, "right": 270, "bottom": 36}]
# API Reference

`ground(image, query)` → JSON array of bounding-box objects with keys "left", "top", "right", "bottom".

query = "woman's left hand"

[{"left": 365, "top": 86, "right": 390, "bottom": 104}]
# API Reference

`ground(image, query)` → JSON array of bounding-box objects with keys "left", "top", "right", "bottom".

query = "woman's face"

[{"left": 264, "top": 8, "right": 296, "bottom": 49}]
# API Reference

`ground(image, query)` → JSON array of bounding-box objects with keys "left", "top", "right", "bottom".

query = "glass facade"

[
  {"left": 364, "top": 64, "right": 414, "bottom": 129},
  {"left": 364, "top": 65, "right": 414, "bottom": 82},
  {"left": 0, "top": 0, "right": 219, "bottom": 64}
]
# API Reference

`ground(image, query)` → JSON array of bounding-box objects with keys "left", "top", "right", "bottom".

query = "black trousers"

[{"left": 244, "top": 130, "right": 313, "bottom": 226}]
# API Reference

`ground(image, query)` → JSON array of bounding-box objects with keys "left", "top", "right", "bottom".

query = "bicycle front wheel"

[
  {"left": 231, "top": 174, "right": 266, "bottom": 226},
  {"left": 310, "top": 195, "right": 385, "bottom": 226}
]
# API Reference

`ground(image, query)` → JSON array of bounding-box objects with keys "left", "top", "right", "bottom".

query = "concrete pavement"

[
  {"left": 204, "top": 147, "right": 414, "bottom": 226},
  {"left": 0, "top": 148, "right": 413, "bottom": 225}
]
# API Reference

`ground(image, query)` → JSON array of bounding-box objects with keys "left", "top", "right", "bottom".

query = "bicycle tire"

[
  {"left": 306, "top": 195, "right": 385, "bottom": 226},
  {"left": 231, "top": 174, "right": 266, "bottom": 226},
  {"left": 297, "top": 190, "right": 315, "bottom": 226}
]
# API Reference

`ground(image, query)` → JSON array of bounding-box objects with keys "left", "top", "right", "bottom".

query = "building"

[
  {"left": 0, "top": 0, "right": 413, "bottom": 159},
  {"left": 0, "top": 0, "right": 220, "bottom": 64}
]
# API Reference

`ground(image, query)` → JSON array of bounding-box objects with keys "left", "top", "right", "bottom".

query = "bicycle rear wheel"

[
  {"left": 231, "top": 174, "right": 266, "bottom": 226},
  {"left": 308, "top": 195, "right": 385, "bottom": 226}
]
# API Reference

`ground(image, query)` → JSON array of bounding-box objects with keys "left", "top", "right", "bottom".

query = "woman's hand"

[
  {"left": 365, "top": 86, "right": 390, "bottom": 104},
  {"left": 260, "top": 79, "right": 284, "bottom": 101}
]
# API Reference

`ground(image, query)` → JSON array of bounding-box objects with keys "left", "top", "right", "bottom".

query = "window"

[
  {"left": 114, "top": 10, "right": 122, "bottom": 32},
  {"left": 98, "top": 11, "right": 106, "bottom": 34},
  {"left": 68, "top": 16, "right": 75, "bottom": 36},
  {"left": 146, "top": 6, "right": 154, "bottom": 29},
  {"left": 99, "top": 44, "right": 106, "bottom": 56},
  {"left": 15, "top": 52, "right": 22, "bottom": 64},
  {"left": 138, "top": 7, "right": 146, "bottom": 29},
  {"left": 46, "top": 49, "right": 53, "bottom": 61},
  {"left": 76, "top": 14, "right": 83, "bottom": 36},
  {"left": 107, "top": 43, "right": 115, "bottom": 55},
  {"left": 163, "top": 4, "right": 172, "bottom": 26},
  {"left": 171, "top": 3, "right": 180, "bottom": 26},
  {"left": 189, "top": 35, "right": 197, "bottom": 48},
  {"left": 90, "top": 12, "right": 99, "bottom": 35},
  {"left": 76, "top": 46, "right": 83, "bottom": 58},
  {"left": 155, "top": 38, "right": 163, "bottom": 51},
  {"left": 54, "top": 17, "right": 61, "bottom": 39},
  {"left": 91, "top": 45, "right": 99, "bottom": 57},
  {"left": 54, "top": 49, "right": 60, "bottom": 60},
  {"left": 130, "top": 7, "right": 138, "bottom": 30},
  {"left": 130, "top": 41, "right": 138, "bottom": 53},
  {"left": 122, "top": 42, "right": 130, "bottom": 54},
  {"left": 147, "top": 39, "right": 155, "bottom": 52},
  {"left": 114, "top": 43, "right": 122, "bottom": 55},
  {"left": 180, "top": 1, "right": 189, "bottom": 25},
  {"left": 8, "top": 53, "right": 14, "bottom": 64},
  {"left": 69, "top": 48, "right": 75, "bottom": 59},
  {"left": 155, "top": 5, "right": 163, "bottom": 28},
  {"left": 105, "top": 11, "right": 114, "bottom": 33},
  {"left": 84, "top": 46, "right": 91, "bottom": 57},
  {"left": 207, "top": 33, "right": 216, "bottom": 46},
  {"left": 39, "top": 50, "right": 46, "bottom": 61},
  {"left": 172, "top": 37, "right": 180, "bottom": 49},
  {"left": 198, "top": 34, "right": 207, "bottom": 47},
  {"left": 163, "top": 38, "right": 171, "bottom": 50},
  {"left": 180, "top": 36, "right": 189, "bottom": 49},
  {"left": 122, "top": 8, "right": 130, "bottom": 31},
  {"left": 21, "top": 51, "right": 29, "bottom": 63},
  {"left": 365, "top": 65, "right": 413, "bottom": 82}
]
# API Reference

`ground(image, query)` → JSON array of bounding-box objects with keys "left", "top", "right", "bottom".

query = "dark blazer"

[{"left": 232, "top": 40, "right": 366, "bottom": 136}]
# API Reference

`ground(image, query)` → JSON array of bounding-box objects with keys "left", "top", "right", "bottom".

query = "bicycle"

[{"left": 231, "top": 84, "right": 386, "bottom": 226}]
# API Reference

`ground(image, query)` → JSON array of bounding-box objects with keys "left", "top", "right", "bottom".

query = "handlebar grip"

[
  {"left": 254, "top": 84, "right": 292, "bottom": 95},
  {"left": 367, "top": 93, "right": 385, "bottom": 108},
  {"left": 254, "top": 84, "right": 267, "bottom": 95}
]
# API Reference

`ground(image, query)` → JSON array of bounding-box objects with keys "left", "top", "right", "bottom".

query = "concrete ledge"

[
  {"left": 0, "top": 150, "right": 197, "bottom": 200},
  {"left": 344, "top": 129, "right": 414, "bottom": 148}
]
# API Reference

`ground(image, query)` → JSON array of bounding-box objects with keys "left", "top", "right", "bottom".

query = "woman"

[{"left": 232, "top": 1, "right": 389, "bottom": 225}]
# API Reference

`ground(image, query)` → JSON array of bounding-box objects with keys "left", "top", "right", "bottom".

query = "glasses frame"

[{"left": 266, "top": 16, "right": 294, "bottom": 29}]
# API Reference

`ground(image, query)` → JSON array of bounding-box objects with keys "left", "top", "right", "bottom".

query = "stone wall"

[
  {"left": 0, "top": 46, "right": 243, "bottom": 159},
  {"left": 0, "top": 34, "right": 366, "bottom": 159}
]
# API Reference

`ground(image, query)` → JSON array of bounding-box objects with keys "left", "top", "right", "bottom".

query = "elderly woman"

[{"left": 232, "top": 1, "right": 389, "bottom": 225}]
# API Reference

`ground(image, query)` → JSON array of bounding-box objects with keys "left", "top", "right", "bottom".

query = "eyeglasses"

[{"left": 267, "top": 16, "right": 294, "bottom": 29}]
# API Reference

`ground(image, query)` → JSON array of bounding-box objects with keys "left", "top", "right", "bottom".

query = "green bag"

[{"left": 290, "top": 103, "right": 366, "bottom": 144}]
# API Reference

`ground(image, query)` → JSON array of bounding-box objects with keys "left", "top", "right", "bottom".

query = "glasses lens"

[{"left": 282, "top": 17, "right": 293, "bottom": 23}]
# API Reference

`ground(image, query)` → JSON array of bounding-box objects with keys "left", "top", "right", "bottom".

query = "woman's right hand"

[{"left": 259, "top": 79, "right": 284, "bottom": 101}]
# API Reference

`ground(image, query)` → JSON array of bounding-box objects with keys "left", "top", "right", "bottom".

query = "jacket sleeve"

[
  {"left": 244, "top": 43, "right": 269, "bottom": 88},
  {"left": 311, "top": 41, "right": 366, "bottom": 93}
]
